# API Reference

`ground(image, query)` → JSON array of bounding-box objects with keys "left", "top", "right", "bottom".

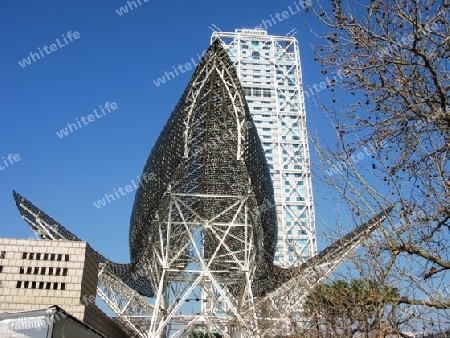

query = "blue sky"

[{"left": 0, "top": 0, "right": 339, "bottom": 263}]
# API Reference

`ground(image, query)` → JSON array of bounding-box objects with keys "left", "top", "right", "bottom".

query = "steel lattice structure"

[
  {"left": 12, "top": 40, "right": 394, "bottom": 337},
  {"left": 211, "top": 29, "right": 316, "bottom": 268}
]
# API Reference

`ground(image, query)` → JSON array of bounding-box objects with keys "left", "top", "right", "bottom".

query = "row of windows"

[
  {"left": 283, "top": 205, "right": 308, "bottom": 211},
  {"left": 283, "top": 164, "right": 303, "bottom": 170},
  {"left": 242, "top": 42, "right": 271, "bottom": 49},
  {"left": 276, "top": 68, "right": 296, "bottom": 75},
  {"left": 244, "top": 75, "right": 272, "bottom": 80},
  {"left": 262, "top": 142, "right": 301, "bottom": 148},
  {"left": 286, "top": 212, "right": 308, "bottom": 219},
  {"left": 285, "top": 197, "right": 306, "bottom": 202},
  {"left": 22, "top": 252, "right": 69, "bottom": 262},
  {"left": 243, "top": 87, "right": 272, "bottom": 98},
  {"left": 286, "top": 221, "right": 307, "bottom": 228},
  {"left": 286, "top": 229, "right": 309, "bottom": 235},
  {"left": 265, "top": 155, "right": 304, "bottom": 163},
  {"left": 16, "top": 280, "right": 66, "bottom": 290},
  {"left": 285, "top": 180, "right": 304, "bottom": 186},
  {"left": 19, "top": 266, "right": 68, "bottom": 276}
]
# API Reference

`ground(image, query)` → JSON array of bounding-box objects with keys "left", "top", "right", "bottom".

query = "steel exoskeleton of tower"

[{"left": 211, "top": 29, "right": 316, "bottom": 268}]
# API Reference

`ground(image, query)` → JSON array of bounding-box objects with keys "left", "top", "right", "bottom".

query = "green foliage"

[{"left": 304, "top": 279, "right": 399, "bottom": 336}]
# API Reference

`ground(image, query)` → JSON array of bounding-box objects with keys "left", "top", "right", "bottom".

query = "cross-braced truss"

[
  {"left": 12, "top": 190, "right": 392, "bottom": 337},
  {"left": 12, "top": 40, "right": 394, "bottom": 337}
]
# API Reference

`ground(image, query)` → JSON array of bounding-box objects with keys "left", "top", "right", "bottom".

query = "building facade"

[
  {"left": 212, "top": 28, "right": 316, "bottom": 267},
  {"left": 0, "top": 238, "right": 127, "bottom": 338}
]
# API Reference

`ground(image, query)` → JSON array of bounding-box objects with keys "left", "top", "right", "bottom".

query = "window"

[
  {"left": 0, "top": 251, "right": 5, "bottom": 259},
  {"left": 44, "top": 253, "right": 48, "bottom": 260},
  {"left": 48, "top": 267, "right": 53, "bottom": 276},
  {"left": 262, "top": 128, "right": 271, "bottom": 132},
  {"left": 16, "top": 281, "right": 22, "bottom": 288},
  {"left": 62, "top": 268, "right": 68, "bottom": 276},
  {"left": 26, "top": 267, "right": 32, "bottom": 274},
  {"left": 46, "top": 282, "right": 51, "bottom": 290},
  {"left": 61, "top": 283, "right": 66, "bottom": 291},
  {"left": 50, "top": 254, "right": 55, "bottom": 261},
  {"left": 29, "top": 253, "right": 34, "bottom": 260},
  {"left": 253, "top": 88, "right": 261, "bottom": 97},
  {"left": 39, "top": 282, "right": 44, "bottom": 289},
  {"left": 57, "top": 254, "right": 62, "bottom": 261},
  {"left": 0, "top": 266, "right": 2, "bottom": 273},
  {"left": 243, "top": 87, "right": 251, "bottom": 96},
  {"left": 252, "top": 51, "right": 260, "bottom": 60},
  {"left": 40, "top": 267, "right": 46, "bottom": 275},
  {"left": 24, "top": 281, "right": 29, "bottom": 289},
  {"left": 19, "top": 267, "right": 24, "bottom": 274},
  {"left": 31, "top": 282, "right": 36, "bottom": 289},
  {"left": 263, "top": 90, "right": 271, "bottom": 98},
  {"left": 65, "top": 255, "right": 69, "bottom": 262},
  {"left": 56, "top": 268, "right": 61, "bottom": 276},
  {"left": 36, "top": 253, "right": 41, "bottom": 260},
  {"left": 53, "top": 283, "right": 58, "bottom": 290},
  {"left": 34, "top": 267, "right": 39, "bottom": 275},
  {"left": 22, "top": 252, "right": 27, "bottom": 259},
  {"left": 252, "top": 41, "right": 259, "bottom": 46}
]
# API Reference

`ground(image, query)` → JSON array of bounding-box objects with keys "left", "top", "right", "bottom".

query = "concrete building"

[
  {"left": 0, "top": 238, "right": 127, "bottom": 338},
  {"left": 212, "top": 28, "right": 316, "bottom": 267}
]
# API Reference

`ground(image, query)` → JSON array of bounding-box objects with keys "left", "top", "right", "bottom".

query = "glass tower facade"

[{"left": 212, "top": 28, "right": 316, "bottom": 267}]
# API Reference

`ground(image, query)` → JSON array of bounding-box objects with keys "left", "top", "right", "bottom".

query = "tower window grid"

[{"left": 212, "top": 29, "right": 316, "bottom": 267}]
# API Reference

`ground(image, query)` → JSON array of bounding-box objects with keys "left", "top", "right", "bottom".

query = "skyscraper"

[{"left": 212, "top": 28, "right": 316, "bottom": 267}]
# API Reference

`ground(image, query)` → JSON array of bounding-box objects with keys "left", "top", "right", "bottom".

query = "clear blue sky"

[{"left": 0, "top": 0, "right": 339, "bottom": 263}]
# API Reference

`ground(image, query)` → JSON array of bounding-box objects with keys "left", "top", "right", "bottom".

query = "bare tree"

[{"left": 303, "top": 0, "right": 450, "bottom": 334}]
